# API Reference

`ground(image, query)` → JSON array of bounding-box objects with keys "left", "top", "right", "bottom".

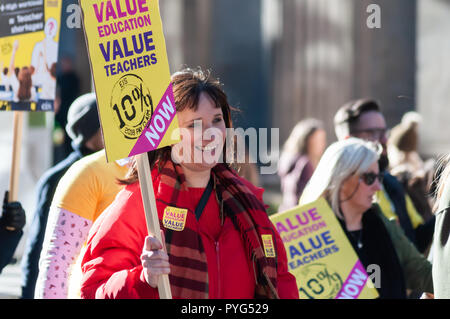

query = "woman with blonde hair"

[{"left": 300, "top": 138, "right": 432, "bottom": 298}]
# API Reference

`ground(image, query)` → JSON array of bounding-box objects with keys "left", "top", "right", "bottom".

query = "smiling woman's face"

[{"left": 172, "top": 92, "right": 227, "bottom": 173}]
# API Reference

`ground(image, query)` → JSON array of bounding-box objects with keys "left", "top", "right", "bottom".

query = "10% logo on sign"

[
  {"left": 297, "top": 263, "right": 343, "bottom": 299},
  {"left": 110, "top": 73, "right": 153, "bottom": 139}
]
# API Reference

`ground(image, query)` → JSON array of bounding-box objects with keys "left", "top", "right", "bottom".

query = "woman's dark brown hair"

[{"left": 120, "top": 67, "right": 234, "bottom": 185}]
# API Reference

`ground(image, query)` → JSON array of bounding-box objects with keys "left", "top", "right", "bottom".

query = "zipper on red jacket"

[{"left": 215, "top": 241, "right": 221, "bottom": 299}]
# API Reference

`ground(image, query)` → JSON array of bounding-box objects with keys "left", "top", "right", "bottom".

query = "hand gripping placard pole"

[{"left": 136, "top": 152, "right": 172, "bottom": 299}]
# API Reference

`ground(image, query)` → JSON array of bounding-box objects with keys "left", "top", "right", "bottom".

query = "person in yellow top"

[
  {"left": 376, "top": 187, "right": 424, "bottom": 230},
  {"left": 35, "top": 149, "right": 129, "bottom": 298},
  {"left": 334, "top": 99, "right": 434, "bottom": 254}
]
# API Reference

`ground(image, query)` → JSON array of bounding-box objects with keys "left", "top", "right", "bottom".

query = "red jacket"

[{"left": 80, "top": 168, "right": 298, "bottom": 299}]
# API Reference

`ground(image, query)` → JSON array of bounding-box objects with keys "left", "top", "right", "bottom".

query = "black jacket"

[{"left": 383, "top": 172, "right": 435, "bottom": 253}]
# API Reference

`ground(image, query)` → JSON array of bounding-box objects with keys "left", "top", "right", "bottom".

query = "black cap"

[
  {"left": 334, "top": 98, "right": 380, "bottom": 126},
  {"left": 65, "top": 93, "right": 100, "bottom": 147}
]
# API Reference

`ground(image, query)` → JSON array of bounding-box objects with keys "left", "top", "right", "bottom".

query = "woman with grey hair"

[{"left": 300, "top": 138, "right": 433, "bottom": 299}]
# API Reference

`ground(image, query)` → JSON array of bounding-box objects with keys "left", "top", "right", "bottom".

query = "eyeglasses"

[
  {"left": 360, "top": 172, "right": 384, "bottom": 186},
  {"left": 352, "top": 128, "right": 387, "bottom": 141}
]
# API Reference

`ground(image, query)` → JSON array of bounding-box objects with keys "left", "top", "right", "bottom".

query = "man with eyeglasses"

[{"left": 334, "top": 99, "right": 434, "bottom": 255}]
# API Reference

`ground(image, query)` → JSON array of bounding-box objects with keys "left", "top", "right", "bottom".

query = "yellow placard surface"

[
  {"left": 162, "top": 206, "right": 187, "bottom": 231},
  {"left": 80, "top": 0, "right": 180, "bottom": 162},
  {"left": 270, "top": 198, "right": 379, "bottom": 299},
  {"left": 262, "top": 234, "right": 276, "bottom": 258},
  {"left": 0, "top": 0, "right": 62, "bottom": 111}
]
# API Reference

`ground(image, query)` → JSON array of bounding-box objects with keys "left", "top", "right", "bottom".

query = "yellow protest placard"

[
  {"left": 270, "top": 198, "right": 379, "bottom": 299},
  {"left": 81, "top": 0, "right": 178, "bottom": 298},
  {"left": 0, "top": 0, "right": 62, "bottom": 111},
  {"left": 80, "top": 0, "right": 180, "bottom": 162}
]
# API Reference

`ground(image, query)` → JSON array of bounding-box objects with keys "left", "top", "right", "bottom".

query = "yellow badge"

[
  {"left": 262, "top": 234, "right": 276, "bottom": 258},
  {"left": 163, "top": 206, "right": 188, "bottom": 231}
]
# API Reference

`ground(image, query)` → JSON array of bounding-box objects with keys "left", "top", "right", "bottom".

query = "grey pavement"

[{"left": 0, "top": 261, "right": 21, "bottom": 299}]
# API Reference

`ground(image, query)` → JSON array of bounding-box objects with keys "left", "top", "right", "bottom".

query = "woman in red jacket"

[{"left": 80, "top": 68, "right": 298, "bottom": 299}]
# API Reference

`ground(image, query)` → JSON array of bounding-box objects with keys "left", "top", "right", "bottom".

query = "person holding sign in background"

[
  {"left": 79, "top": 68, "right": 298, "bottom": 299},
  {"left": 300, "top": 138, "right": 433, "bottom": 298}
]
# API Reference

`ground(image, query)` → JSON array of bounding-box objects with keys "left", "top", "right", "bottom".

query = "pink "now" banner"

[
  {"left": 335, "top": 260, "right": 370, "bottom": 299},
  {"left": 128, "top": 83, "right": 177, "bottom": 157}
]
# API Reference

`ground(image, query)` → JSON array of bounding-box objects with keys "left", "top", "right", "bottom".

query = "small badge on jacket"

[
  {"left": 163, "top": 206, "right": 188, "bottom": 231},
  {"left": 261, "top": 234, "right": 276, "bottom": 258}
]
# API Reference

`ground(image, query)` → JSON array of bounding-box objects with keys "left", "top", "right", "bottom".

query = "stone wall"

[{"left": 417, "top": 0, "right": 450, "bottom": 157}]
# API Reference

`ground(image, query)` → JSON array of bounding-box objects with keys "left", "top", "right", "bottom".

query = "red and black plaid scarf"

[{"left": 155, "top": 160, "right": 279, "bottom": 299}]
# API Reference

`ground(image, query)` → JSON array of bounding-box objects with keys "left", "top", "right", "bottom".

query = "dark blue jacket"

[
  {"left": 383, "top": 172, "right": 435, "bottom": 253},
  {"left": 382, "top": 172, "right": 417, "bottom": 245},
  {"left": 0, "top": 228, "right": 22, "bottom": 274}
]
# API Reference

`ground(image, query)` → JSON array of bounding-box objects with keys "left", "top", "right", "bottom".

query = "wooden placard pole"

[
  {"left": 136, "top": 152, "right": 172, "bottom": 299},
  {"left": 8, "top": 111, "right": 24, "bottom": 202}
]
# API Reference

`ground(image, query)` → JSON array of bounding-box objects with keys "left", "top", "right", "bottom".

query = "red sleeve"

[
  {"left": 80, "top": 184, "right": 159, "bottom": 299},
  {"left": 273, "top": 225, "right": 299, "bottom": 299}
]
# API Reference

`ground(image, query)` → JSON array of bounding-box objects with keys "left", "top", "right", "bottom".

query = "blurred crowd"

[{"left": 1, "top": 66, "right": 450, "bottom": 300}]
